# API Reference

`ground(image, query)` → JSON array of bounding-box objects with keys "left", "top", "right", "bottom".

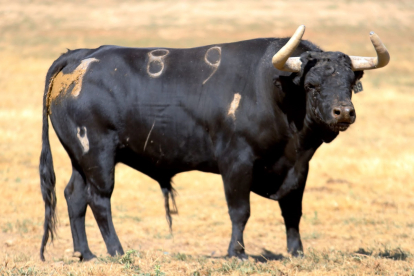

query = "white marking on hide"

[
  {"left": 147, "top": 49, "right": 169, "bottom": 78},
  {"left": 143, "top": 121, "right": 156, "bottom": 152},
  {"left": 78, "top": 58, "right": 99, "bottom": 71},
  {"left": 76, "top": 127, "right": 90, "bottom": 154},
  {"left": 71, "top": 58, "right": 99, "bottom": 97},
  {"left": 228, "top": 93, "right": 241, "bottom": 120},
  {"left": 203, "top": 46, "right": 221, "bottom": 85}
]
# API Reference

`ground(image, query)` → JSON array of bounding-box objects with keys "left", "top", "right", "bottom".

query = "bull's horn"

[
  {"left": 272, "top": 25, "right": 305, "bottom": 72},
  {"left": 350, "top": 32, "right": 390, "bottom": 71}
]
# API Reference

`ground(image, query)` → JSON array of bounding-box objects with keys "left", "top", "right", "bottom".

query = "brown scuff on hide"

[{"left": 46, "top": 58, "right": 99, "bottom": 114}]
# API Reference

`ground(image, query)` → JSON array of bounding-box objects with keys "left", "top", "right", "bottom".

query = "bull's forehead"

[
  {"left": 310, "top": 51, "right": 352, "bottom": 70},
  {"left": 322, "top": 72, "right": 354, "bottom": 88},
  {"left": 307, "top": 51, "right": 349, "bottom": 61},
  {"left": 306, "top": 51, "right": 355, "bottom": 79},
  {"left": 304, "top": 52, "right": 356, "bottom": 90}
]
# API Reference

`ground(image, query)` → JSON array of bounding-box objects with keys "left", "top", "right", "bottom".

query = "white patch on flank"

[
  {"left": 76, "top": 127, "right": 90, "bottom": 154},
  {"left": 78, "top": 58, "right": 99, "bottom": 71},
  {"left": 203, "top": 46, "right": 221, "bottom": 85},
  {"left": 71, "top": 58, "right": 99, "bottom": 97},
  {"left": 143, "top": 121, "right": 156, "bottom": 152},
  {"left": 228, "top": 93, "right": 241, "bottom": 120},
  {"left": 147, "top": 49, "right": 169, "bottom": 78}
]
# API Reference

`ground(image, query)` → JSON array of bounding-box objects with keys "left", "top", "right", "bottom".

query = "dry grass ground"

[{"left": 1, "top": 0, "right": 414, "bottom": 275}]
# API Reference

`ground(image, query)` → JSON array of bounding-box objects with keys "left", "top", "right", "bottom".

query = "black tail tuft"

[
  {"left": 39, "top": 136, "right": 57, "bottom": 261},
  {"left": 162, "top": 185, "right": 178, "bottom": 233}
]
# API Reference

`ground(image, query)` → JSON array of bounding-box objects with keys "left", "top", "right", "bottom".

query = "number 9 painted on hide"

[{"left": 203, "top": 46, "right": 222, "bottom": 85}]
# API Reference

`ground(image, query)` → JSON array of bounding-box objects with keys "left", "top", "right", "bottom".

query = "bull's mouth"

[
  {"left": 313, "top": 107, "right": 353, "bottom": 132},
  {"left": 330, "top": 122, "right": 351, "bottom": 132}
]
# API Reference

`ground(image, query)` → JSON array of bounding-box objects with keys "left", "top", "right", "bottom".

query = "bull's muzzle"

[{"left": 332, "top": 104, "right": 356, "bottom": 131}]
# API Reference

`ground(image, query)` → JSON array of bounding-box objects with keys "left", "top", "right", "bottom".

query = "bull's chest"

[{"left": 251, "top": 147, "right": 313, "bottom": 199}]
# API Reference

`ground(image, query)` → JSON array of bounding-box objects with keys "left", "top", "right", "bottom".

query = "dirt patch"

[{"left": 46, "top": 58, "right": 99, "bottom": 114}]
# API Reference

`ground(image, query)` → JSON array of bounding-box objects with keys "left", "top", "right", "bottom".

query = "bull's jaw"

[{"left": 303, "top": 113, "right": 340, "bottom": 143}]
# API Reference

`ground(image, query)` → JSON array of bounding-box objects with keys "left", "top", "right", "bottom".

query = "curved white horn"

[
  {"left": 350, "top": 32, "right": 390, "bottom": 71},
  {"left": 272, "top": 25, "right": 305, "bottom": 72}
]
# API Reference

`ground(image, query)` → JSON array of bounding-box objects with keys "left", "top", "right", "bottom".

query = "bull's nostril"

[
  {"left": 349, "top": 110, "right": 355, "bottom": 117},
  {"left": 334, "top": 109, "right": 341, "bottom": 116}
]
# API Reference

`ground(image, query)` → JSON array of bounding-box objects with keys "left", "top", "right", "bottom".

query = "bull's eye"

[{"left": 306, "top": 83, "right": 320, "bottom": 92}]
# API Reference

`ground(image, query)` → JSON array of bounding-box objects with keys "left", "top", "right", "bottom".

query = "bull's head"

[{"left": 272, "top": 25, "right": 389, "bottom": 133}]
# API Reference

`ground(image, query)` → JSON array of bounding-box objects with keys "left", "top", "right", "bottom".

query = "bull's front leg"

[
  {"left": 276, "top": 164, "right": 308, "bottom": 256},
  {"left": 219, "top": 151, "right": 253, "bottom": 259}
]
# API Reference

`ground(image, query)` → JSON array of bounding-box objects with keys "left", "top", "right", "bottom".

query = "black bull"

[{"left": 39, "top": 33, "right": 387, "bottom": 260}]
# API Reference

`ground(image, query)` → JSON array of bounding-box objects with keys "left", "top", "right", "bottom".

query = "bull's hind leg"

[
  {"left": 84, "top": 153, "right": 124, "bottom": 257},
  {"left": 64, "top": 167, "right": 95, "bottom": 261}
]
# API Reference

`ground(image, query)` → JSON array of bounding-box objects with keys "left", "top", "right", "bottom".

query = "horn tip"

[
  {"left": 295, "top": 25, "right": 306, "bottom": 36},
  {"left": 369, "top": 31, "right": 375, "bottom": 35}
]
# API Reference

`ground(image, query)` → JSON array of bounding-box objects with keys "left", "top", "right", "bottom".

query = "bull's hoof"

[
  {"left": 287, "top": 234, "right": 303, "bottom": 258},
  {"left": 107, "top": 247, "right": 125, "bottom": 257},
  {"left": 228, "top": 252, "right": 248, "bottom": 261},
  {"left": 65, "top": 249, "right": 96, "bottom": 262},
  {"left": 81, "top": 252, "right": 97, "bottom": 262},
  {"left": 290, "top": 250, "right": 304, "bottom": 258}
]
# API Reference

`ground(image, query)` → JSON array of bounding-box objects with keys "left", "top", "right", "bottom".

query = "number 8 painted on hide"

[{"left": 147, "top": 49, "right": 169, "bottom": 78}]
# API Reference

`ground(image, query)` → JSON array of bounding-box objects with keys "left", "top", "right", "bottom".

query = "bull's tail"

[
  {"left": 161, "top": 183, "right": 178, "bottom": 232},
  {"left": 39, "top": 58, "right": 66, "bottom": 261}
]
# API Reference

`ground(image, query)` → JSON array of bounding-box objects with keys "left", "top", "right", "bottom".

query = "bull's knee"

[{"left": 64, "top": 183, "right": 73, "bottom": 200}]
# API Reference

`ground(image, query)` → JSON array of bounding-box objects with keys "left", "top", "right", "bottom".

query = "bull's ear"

[
  {"left": 353, "top": 70, "right": 364, "bottom": 84},
  {"left": 292, "top": 52, "right": 316, "bottom": 86},
  {"left": 300, "top": 52, "right": 313, "bottom": 62},
  {"left": 293, "top": 75, "right": 301, "bottom": 86}
]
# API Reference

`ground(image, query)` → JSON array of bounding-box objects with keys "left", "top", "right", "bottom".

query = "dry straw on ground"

[{"left": 1, "top": 0, "right": 414, "bottom": 275}]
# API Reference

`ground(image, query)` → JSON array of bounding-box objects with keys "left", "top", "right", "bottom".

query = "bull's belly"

[{"left": 116, "top": 127, "right": 220, "bottom": 178}]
